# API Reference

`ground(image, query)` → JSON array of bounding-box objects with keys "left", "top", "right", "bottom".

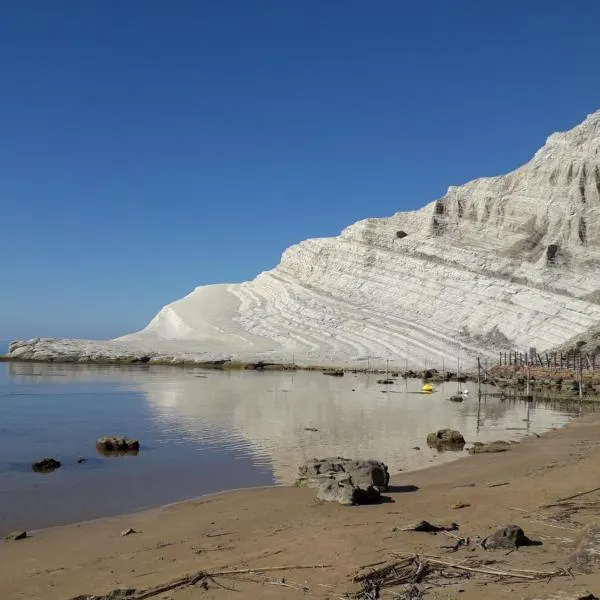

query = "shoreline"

[
  {"left": 6, "top": 355, "right": 600, "bottom": 391},
  {"left": 4, "top": 411, "right": 600, "bottom": 599}
]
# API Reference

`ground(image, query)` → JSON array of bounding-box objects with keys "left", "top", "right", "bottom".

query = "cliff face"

[{"left": 7, "top": 111, "right": 600, "bottom": 368}]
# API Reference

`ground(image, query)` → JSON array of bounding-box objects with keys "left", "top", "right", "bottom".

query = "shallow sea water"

[{"left": 0, "top": 359, "right": 578, "bottom": 535}]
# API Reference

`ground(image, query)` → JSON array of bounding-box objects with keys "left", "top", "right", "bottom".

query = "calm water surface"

[{"left": 0, "top": 358, "right": 578, "bottom": 535}]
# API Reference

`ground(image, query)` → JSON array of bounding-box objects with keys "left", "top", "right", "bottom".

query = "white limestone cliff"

[{"left": 6, "top": 110, "right": 600, "bottom": 369}]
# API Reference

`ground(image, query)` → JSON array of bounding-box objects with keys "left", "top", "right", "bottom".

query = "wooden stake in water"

[
  {"left": 579, "top": 356, "right": 583, "bottom": 400},
  {"left": 477, "top": 357, "right": 481, "bottom": 397},
  {"left": 457, "top": 357, "right": 461, "bottom": 393}
]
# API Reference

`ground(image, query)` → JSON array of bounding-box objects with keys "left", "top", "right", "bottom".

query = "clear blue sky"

[{"left": 1, "top": 1, "right": 599, "bottom": 340}]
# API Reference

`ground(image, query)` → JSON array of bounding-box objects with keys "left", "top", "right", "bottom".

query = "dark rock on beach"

[
  {"left": 482, "top": 524, "right": 533, "bottom": 550},
  {"left": 296, "top": 457, "right": 389, "bottom": 491},
  {"left": 298, "top": 457, "right": 390, "bottom": 506},
  {"left": 4, "top": 530, "right": 27, "bottom": 541},
  {"left": 31, "top": 457, "right": 61, "bottom": 473}
]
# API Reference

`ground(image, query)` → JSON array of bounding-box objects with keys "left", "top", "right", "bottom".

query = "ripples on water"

[{"left": 0, "top": 361, "right": 579, "bottom": 534}]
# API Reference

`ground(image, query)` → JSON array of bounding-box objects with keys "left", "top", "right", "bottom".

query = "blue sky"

[{"left": 1, "top": 1, "right": 599, "bottom": 340}]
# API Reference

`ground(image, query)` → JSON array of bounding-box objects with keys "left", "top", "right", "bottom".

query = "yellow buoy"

[{"left": 422, "top": 383, "right": 433, "bottom": 392}]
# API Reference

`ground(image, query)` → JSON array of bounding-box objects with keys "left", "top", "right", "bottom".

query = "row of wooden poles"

[{"left": 499, "top": 351, "right": 598, "bottom": 371}]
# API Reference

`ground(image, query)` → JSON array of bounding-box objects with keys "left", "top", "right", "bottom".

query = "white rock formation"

[{"left": 6, "top": 110, "right": 600, "bottom": 368}]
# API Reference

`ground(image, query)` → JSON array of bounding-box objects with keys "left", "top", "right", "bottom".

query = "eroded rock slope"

[{"left": 6, "top": 111, "right": 600, "bottom": 368}]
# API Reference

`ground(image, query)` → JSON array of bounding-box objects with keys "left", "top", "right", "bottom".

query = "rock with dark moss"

[
  {"left": 96, "top": 437, "right": 139, "bottom": 455},
  {"left": 5, "top": 530, "right": 27, "bottom": 541},
  {"left": 426, "top": 429, "right": 465, "bottom": 450},
  {"left": 296, "top": 457, "right": 389, "bottom": 491},
  {"left": 31, "top": 457, "right": 61, "bottom": 473}
]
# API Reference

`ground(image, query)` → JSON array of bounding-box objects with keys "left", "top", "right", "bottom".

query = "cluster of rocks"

[
  {"left": 296, "top": 457, "right": 389, "bottom": 505},
  {"left": 29, "top": 436, "right": 140, "bottom": 474}
]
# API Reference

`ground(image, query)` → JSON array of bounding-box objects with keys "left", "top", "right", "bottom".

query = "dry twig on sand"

[
  {"left": 550, "top": 486, "right": 600, "bottom": 504},
  {"left": 77, "top": 564, "right": 332, "bottom": 600},
  {"left": 349, "top": 553, "right": 570, "bottom": 599}
]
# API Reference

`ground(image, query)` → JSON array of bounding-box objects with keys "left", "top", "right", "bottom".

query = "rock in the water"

[
  {"left": 31, "top": 457, "right": 61, "bottom": 473},
  {"left": 77, "top": 457, "right": 87, "bottom": 464},
  {"left": 296, "top": 457, "right": 389, "bottom": 491},
  {"left": 426, "top": 429, "right": 465, "bottom": 450},
  {"left": 468, "top": 440, "right": 512, "bottom": 454},
  {"left": 316, "top": 481, "right": 381, "bottom": 505},
  {"left": 571, "top": 525, "right": 600, "bottom": 573},
  {"left": 482, "top": 524, "right": 532, "bottom": 550},
  {"left": 5, "top": 530, "right": 27, "bottom": 541},
  {"left": 96, "top": 436, "right": 140, "bottom": 454}
]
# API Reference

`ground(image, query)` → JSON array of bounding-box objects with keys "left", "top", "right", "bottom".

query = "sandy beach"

[{"left": 3, "top": 411, "right": 600, "bottom": 600}]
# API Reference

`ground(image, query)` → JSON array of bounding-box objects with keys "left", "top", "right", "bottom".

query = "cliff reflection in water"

[
  {"left": 135, "top": 369, "right": 575, "bottom": 483},
  {"left": 5, "top": 362, "right": 577, "bottom": 485}
]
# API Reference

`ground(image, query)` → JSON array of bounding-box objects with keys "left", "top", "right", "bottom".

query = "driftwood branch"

[
  {"left": 350, "top": 552, "right": 569, "bottom": 597},
  {"left": 550, "top": 486, "right": 600, "bottom": 504},
  {"left": 90, "top": 564, "right": 332, "bottom": 600},
  {"left": 390, "top": 552, "right": 568, "bottom": 580}
]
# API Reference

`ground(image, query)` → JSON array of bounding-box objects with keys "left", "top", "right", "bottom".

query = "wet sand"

[{"left": 3, "top": 412, "right": 600, "bottom": 599}]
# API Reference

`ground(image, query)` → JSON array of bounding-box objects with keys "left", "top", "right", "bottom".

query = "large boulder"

[
  {"left": 571, "top": 525, "right": 600, "bottom": 573},
  {"left": 31, "top": 457, "right": 61, "bottom": 473},
  {"left": 426, "top": 429, "right": 465, "bottom": 450},
  {"left": 96, "top": 436, "right": 139, "bottom": 455},
  {"left": 296, "top": 457, "right": 389, "bottom": 491},
  {"left": 316, "top": 480, "right": 381, "bottom": 506}
]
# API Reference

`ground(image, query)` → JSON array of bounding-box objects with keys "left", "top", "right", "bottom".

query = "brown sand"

[{"left": 3, "top": 413, "right": 600, "bottom": 600}]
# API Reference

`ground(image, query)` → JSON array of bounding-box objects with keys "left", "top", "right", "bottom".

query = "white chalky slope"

[{"left": 7, "top": 110, "right": 600, "bottom": 368}]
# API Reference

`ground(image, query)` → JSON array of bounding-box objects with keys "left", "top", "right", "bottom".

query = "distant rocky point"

[{"left": 5, "top": 110, "right": 600, "bottom": 369}]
